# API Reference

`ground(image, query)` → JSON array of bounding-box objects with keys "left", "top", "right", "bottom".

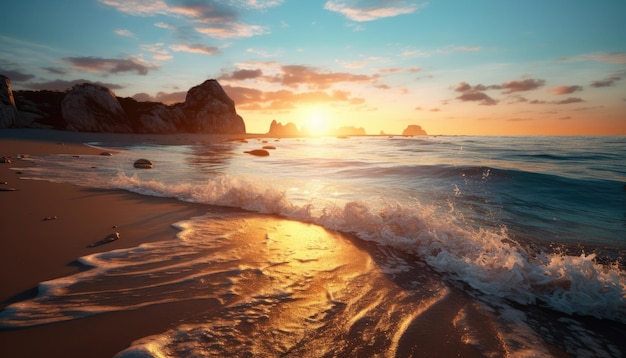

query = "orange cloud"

[
  {"left": 220, "top": 64, "right": 378, "bottom": 89},
  {"left": 500, "top": 78, "right": 545, "bottom": 93},
  {"left": 274, "top": 65, "right": 378, "bottom": 89},
  {"left": 456, "top": 91, "right": 498, "bottom": 106},
  {"left": 547, "top": 85, "right": 583, "bottom": 95},
  {"left": 223, "top": 85, "right": 364, "bottom": 111}
]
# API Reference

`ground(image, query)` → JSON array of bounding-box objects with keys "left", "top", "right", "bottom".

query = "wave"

[{"left": 109, "top": 172, "right": 626, "bottom": 322}]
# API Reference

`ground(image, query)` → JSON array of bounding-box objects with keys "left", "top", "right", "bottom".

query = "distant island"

[
  {"left": 402, "top": 124, "right": 427, "bottom": 136},
  {"left": 1, "top": 74, "right": 427, "bottom": 137},
  {"left": 268, "top": 120, "right": 427, "bottom": 137},
  {"left": 268, "top": 120, "right": 366, "bottom": 137}
]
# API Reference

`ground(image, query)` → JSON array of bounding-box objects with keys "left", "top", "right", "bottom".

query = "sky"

[{"left": 1, "top": 0, "right": 625, "bottom": 135}]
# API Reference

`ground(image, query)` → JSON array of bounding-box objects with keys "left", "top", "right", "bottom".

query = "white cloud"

[
  {"left": 114, "top": 29, "right": 136, "bottom": 38},
  {"left": 324, "top": 0, "right": 426, "bottom": 22},
  {"left": 170, "top": 43, "right": 219, "bottom": 55}
]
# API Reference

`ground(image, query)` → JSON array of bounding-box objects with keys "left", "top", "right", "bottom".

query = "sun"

[{"left": 305, "top": 109, "right": 330, "bottom": 136}]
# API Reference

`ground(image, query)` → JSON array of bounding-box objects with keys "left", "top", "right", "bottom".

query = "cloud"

[
  {"left": 500, "top": 78, "right": 545, "bottom": 93},
  {"left": 324, "top": 0, "right": 425, "bottom": 22},
  {"left": 223, "top": 85, "right": 364, "bottom": 111},
  {"left": 62, "top": 56, "right": 158, "bottom": 75},
  {"left": 170, "top": 43, "right": 219, "bottom": 55},
  {"left": 590, "top": 74, "right": 622, "bottom": 88},
  {"left": 154, "top": 22, "right": 175, "bottom": 29},
  {"left": 100, "top": 0, "right": 270, "bottom": 39},
  {"left": 0, "top": 68, "right": 35, "bottom": 82},
  {"left": 547, "top": 85, "right": 583, "bottom": 95},
  {"left": 21, "top": 79, "right": 125, "bottom": 91},
  {"left": 141, "top": 43, "right": 173, "bottom": 61},
  {"left": 554, "top": 97, "right": 584, "bottom": 105},
  {"left": 114, "top": 29, "right": 136, "bottom": 38},
  {"left": 98, "top": 0, "right": 169, "bottom": 15},
  {"left": 454, "top": 82, "right": 501, "bottom": 93},
  {"left": 219, "top": 69, "right": 264, "bottom": 81},
  {"left": 274, "top": 65, "right": 377, "bottom": 89},
  {"left": 456, "top": 91, "right": 498, "bottom": 106},
  {"left": 454, "top": 82, "right": 471, "bottom": 92},
  {"left": 219, "top": 64, "right": 378, "bottom": 90},
  {"left": 195, "top": 23, "right": 269, "bottom": 39},
  {"left": 561, "top": 52, "right": 626, "bottom": 65},
  {"left": 42, "top": 67, "right": 68, "bottom": 75}
]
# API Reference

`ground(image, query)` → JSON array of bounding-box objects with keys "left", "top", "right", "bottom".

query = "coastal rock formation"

[
  {"left": 61, "top": 83, "right": 132, "bottom": 133},
  {"left": 0, "top": 76, "right": 246, "bottom": 134},
  {"left": 182, "top": 79, "right": 245, "bottom": 134},
  {"left": 136, "top": 103, "right": 187, "bottom": 134},
  {"left": 402, "top": 124, "right": 427, "bottom": 136},
  {"left": 0, "top": 75, "right": 19, "bottom": 128},
  {"left": 268, "top": 120, "right": 300, "bottom": 137}
]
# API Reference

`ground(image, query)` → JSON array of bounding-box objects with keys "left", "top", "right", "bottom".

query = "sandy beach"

[
  {"left": 2, "top": 129, "right": 622, "bottom": 357},
  {"left": 0, "top": 129, "right": 499, "bottom": 357},
  {"left": 0, "top": 129, "right": 219, "bottom": 356}
]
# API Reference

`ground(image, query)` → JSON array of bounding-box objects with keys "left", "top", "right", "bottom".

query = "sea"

[{"left": 1, "top": 135, "right": 625, "bottom": 357}]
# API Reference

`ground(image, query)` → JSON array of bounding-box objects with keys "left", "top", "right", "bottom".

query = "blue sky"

[{"left": 1, "top": 0, "right": 625, "bottom": 134}]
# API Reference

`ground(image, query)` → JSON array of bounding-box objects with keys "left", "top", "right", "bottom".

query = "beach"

[
  {"left": 0, "top": 130, "right": 509, "bottom": 357},
  {"left": 0, "top": 130, "right": 211, "bottom": 356},
  {"left": 0, "top": 129, "right": 624, "bottom": 357}
]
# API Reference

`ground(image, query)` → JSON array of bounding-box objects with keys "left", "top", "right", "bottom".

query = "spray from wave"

[{"left": 111, "top": 171, "right": 626, "bottom": 322}]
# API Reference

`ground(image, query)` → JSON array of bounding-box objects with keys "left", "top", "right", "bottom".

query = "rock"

[
  {"left": 43, "top": 216, "right": 58, "bottom": 221},
  {"left": 137, "top": 104, "right": 186, "bottom": 133},
  {"left": 87, "top": 232, "right": 120, "bottom": 247},
  {"left": 244, "top": 149, "right": 270, "bottom": 156},
  {"left": 181, "top": 79, "right": 246, "bottom": 134},
  {"left": 62, "top": 83, "right": 132, "bottom": 132},
  {"left": 0, "top": 187, "right": 17, "bottom": 191},
  {"left": 3, "top": 76, "right": 247, "bottom": 134},
  {"left": 402, "top": 124, "right": 427, "bottom": 136},
  {"left": 0, "top": 156, "right": 12, "bottom": 163},
  {"left": 133, "top": 158, "right": 153, "bottom": 169},
  {"left": 262, "top": 145, "right": 276, "bottom": 150},
  {"left": 100, "top": 152, "right": 113, "bottom": 156},
  {"left": 268, "top": 120, "right": 300, "bottom": 137},
  {"left": 0, "top": 75, "right": 19, "bottom": 128}
]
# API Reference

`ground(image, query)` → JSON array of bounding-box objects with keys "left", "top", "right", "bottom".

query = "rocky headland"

[{"left": 0, "top": 75, "right": 245, "bottom": 134}]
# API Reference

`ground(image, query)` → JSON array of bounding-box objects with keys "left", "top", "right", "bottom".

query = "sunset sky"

[{"left": 1, "top": 0, "right": 625, "bottom": 135}]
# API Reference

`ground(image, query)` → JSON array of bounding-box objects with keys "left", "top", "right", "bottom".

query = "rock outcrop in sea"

[
  {"left": 402, "top": 124, "right": 427, "bottom": 136},
  {"left": 0, "top": 77, "right": 246, "bottom": 134},
  {"left": 268, "top": 120, "right": 300, "bottom": 137}
]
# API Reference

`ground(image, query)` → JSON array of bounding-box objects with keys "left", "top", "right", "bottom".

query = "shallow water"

[{"left": 2, "top": 135, "right": 625, "bottom": 356}]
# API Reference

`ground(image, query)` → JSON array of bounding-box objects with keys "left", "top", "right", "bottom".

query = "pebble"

[{"left": 134, "top": 158, "right": 154, "bottom": 169}]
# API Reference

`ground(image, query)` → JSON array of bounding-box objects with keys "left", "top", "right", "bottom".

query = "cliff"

[{"left": 0, "top": 77, "right": 246, "bottom": 134}]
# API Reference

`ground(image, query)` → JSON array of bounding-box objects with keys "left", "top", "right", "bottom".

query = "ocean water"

[{"left": 2, "top": 135, "right": 625, "bottom": 356}]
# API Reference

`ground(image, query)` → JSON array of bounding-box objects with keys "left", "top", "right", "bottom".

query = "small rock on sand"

[
  {"left": 134, "top": 159, "right": 153, "bottom": 169},
  {"left": 244, "top": 149, "right": 270, "bottom": 157}
]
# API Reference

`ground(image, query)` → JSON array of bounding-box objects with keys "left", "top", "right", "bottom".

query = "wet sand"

[{"left": 0, "top": 129, "right": 577, "bottom": 357}]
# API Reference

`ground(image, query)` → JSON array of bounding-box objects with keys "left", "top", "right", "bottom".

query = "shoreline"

[{"left": 0, "top": 129, "right": 221, "bottom": 356}]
